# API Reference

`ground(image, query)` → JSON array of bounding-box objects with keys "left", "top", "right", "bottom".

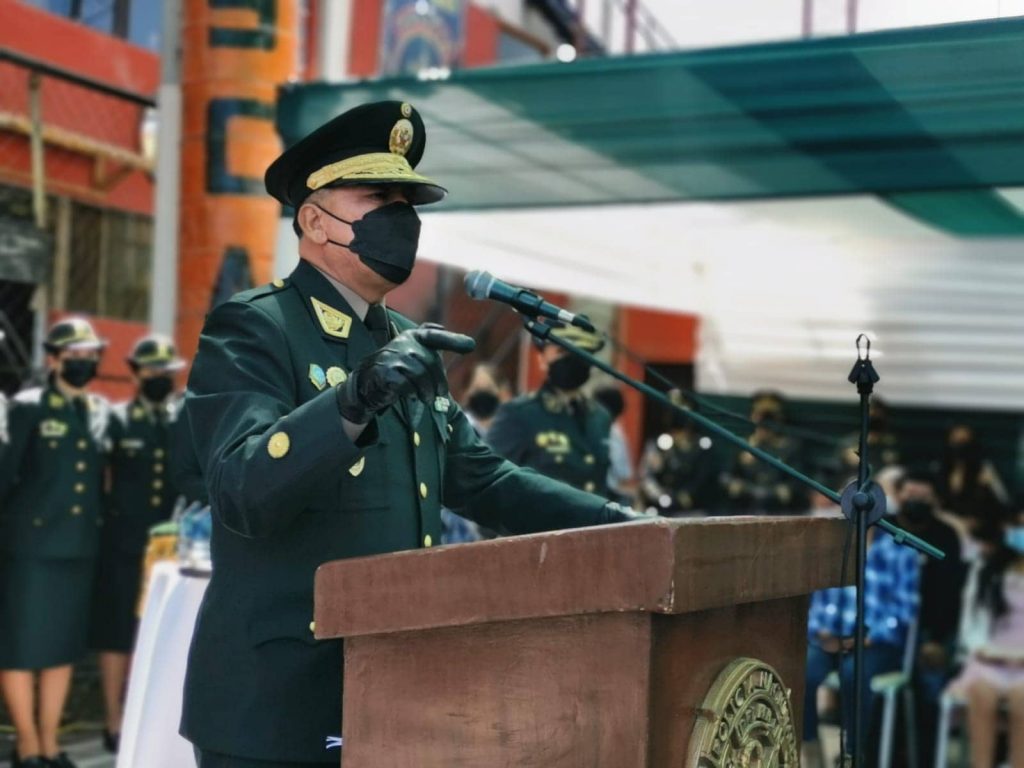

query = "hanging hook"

[{"left": 856, "top": 333, "right": 871, "bottom": 362}]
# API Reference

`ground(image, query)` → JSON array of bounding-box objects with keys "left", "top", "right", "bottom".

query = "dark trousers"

[
  {"left": 194, "top": 747, "right": 337, "bottom": 767},
  {"left": 803, "top": 641, "right": 903, "bottom": 755}
]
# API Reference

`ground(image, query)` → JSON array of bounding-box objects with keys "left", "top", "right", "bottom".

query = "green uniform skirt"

[
  {"left": 0, "top": 556, "right": 95, "bottom": 669},
  {"left": 89, "top": 551, "right": 145, "bottom": 653}
]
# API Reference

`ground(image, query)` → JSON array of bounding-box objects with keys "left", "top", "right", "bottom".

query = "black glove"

[{"left": 335, "top": 323, "right": 476, "bottom": 424}]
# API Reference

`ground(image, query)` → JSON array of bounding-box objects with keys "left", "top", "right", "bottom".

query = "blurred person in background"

[
  {"left": 0, "top": 318, "right": 111, "bottom": 768},
  {"left": 489, "top": 322, "right": 612, "bottom": 496},
  {"left": 461, "top": 361, "right": 512, "bottom": 438},
  {"left": 940, "top": 424, "right": 1011, "bottom": 528},
  {"left": 835, "top": 398, "right": 902, "bottom": 486},
  {"left": 89, "top": 334, "right": 186, "bottom": 754},
  {"left": 721, "top": 391, "right": 808, "bottom": 514},
  {"left": 951, "top": 511, "right": 1024, "bottom": 768},
  {"left": 639, "top": 392, "right": 714, "bottom": 515},
  {"left": 593, "top": 385, "right": 636, "bottom": 505},
  {"left": 889, "top": 468, "right": 966, "bottom": 767},
  {"left": 802, "top": 526, "right": 920, "bottom": 768}
]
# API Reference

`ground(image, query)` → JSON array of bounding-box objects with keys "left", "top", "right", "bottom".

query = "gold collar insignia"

[{"left": 311, "top": 297, "right": 352, "bottom": 340}]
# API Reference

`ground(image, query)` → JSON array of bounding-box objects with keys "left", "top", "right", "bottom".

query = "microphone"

[{"left": 464, "top": 271, "right": 596, "bottom": 333}]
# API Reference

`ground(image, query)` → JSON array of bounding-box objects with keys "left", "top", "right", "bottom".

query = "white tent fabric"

[{"left": 420, "top": 194, "right": 1024, "bottom": 411}]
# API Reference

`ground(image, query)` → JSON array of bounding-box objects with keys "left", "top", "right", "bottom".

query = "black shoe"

[
  {"left": 9, "top": 751, "right": 49, "bottom": 768},
  {"left": 44, "top": 753, "right": 77, "bottom": 768},
  {"left": 102, "top": 730, "right": 120, "bottom": 754}
]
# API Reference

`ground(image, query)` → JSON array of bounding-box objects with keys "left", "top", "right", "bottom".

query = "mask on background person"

[
  {"left": 1006, "top": 526, "right": 1024, "bottom": 554},
  {"left": 547, "top": 355, "right": 591, "bottom": 391},
  {"left": 900, "top": 499, "right": 934, "bottom": 525},
  {"left": 141, "top": 375, "right": 175, "bottom": 403},
  {"left": 60, "top": 358, "right": 98, "bottom": 388},
  {"left": 466, "top": 390, "right": 500, "bottom": 420},
  {"left": 320, "top": 201, "right": 421, "bottom": 285}
]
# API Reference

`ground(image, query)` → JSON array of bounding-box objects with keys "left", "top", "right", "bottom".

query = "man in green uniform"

[
  {"left": 0, "top": 318, "right": 111, "bottom": 768},
  {"left": 487, "top": 324, "right": 612, "bottom": 496},
  {"left": 639, "top": 394, "right": 715, "bottom": 515},
  {"left": 178, "top": 101, "right": 638, "bottom": 767},
  {"left": 721, "top": 391, "right": 809, "bottom": 514},
  {"left": 91, "top": 333, "right": 185, "bottom": 753}
]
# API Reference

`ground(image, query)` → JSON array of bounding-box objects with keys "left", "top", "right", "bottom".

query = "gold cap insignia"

[
  {"left": 311, "top": 297, "right": 352, "bottom": 339},
  {"left": 326, "top": 366, "right": 348, "bottom": 387},
  {"left": 268, "top": 431, "right": 291, "bottom": 459},
  {"left": 349, "top": 456, "right": 366, "bottom": 477},
  {"left": 308, "top": 364, "right": 327, "bottom": 391},
  {"left": 389, "top": 119, "right": 414, "bottom": 157},
  {"left": 48, "top": 393, "right": 65, "bottom": 409},
  {"left": 401, "top": 102, "right": 413, "bottom": 118}
]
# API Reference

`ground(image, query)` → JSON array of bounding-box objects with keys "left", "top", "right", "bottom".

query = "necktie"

[{"left": 364, "top": 304, "right": 391, "bottom": 349}]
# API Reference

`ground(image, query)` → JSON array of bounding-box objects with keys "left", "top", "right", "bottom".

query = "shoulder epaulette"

[
  {"left": 236, "top": 278, "right": 291, "bottom": 304},
  {"left": 13, "top": 386, "right": 43, "bottom": 405}
]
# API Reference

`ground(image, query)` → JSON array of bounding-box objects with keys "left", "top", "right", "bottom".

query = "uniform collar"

[{"left": 311, "top": 264, "right": 371, "bottom": 322}]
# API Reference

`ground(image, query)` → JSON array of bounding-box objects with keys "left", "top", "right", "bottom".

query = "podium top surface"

[{"left": 314, "top": 514, "right": 850, "bottom": 640}]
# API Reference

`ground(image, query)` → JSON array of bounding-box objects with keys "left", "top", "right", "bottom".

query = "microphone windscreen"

[{"left": 464, "top": 270, "right": 493, "bottom": 300}]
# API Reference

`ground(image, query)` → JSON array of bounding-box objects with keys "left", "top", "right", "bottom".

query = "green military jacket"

[
  {"left": 487, "top": 383, "right": 612, "bottom": 497},
  {"left": 102, "top": 397, "right": 181, "bottom": 555},
  {"left": 639, "top": 431, "right": 715, "bottom": 513},
  {"left": 179, "top": 259, "right": 626, "bottom": 763},
  {"left": 723, "top": 431, "right": 809, "bottom": 513},
  {"left": 0, "top": 381, "right": 111, "bottom": 559}
]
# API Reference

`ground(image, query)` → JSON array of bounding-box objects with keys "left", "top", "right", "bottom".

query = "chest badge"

[
  {"left": 326, "top": 366, "right": 348, "bottom": 387},
  {"left": 39, "top": 419, "right": 69, "bottom": 438},
  {"left": 311, "top": 297, "right": 352, "bottom": 340},
  {"left": 309, "top": 364, "right": 328, "bottom": 391}
]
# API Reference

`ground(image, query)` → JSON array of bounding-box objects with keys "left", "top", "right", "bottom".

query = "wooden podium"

[{"left": 315, "top": 515, "right": 848, "bottom": 767}]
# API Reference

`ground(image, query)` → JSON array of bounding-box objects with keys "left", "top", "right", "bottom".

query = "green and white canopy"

[{"left": 278, "top": 18, "right": 1024, "bottom": 409}]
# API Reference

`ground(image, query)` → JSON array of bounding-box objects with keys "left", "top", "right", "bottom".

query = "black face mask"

[
  {"left": 901, "top": 500, "right": 934, "bottom": 523},
  {"left": 466, "top": 390, "right": 500, "bottom": 420},
  {"left": 60, "top": 358, "right": 98, "bottom": 388},
  {"left": 318, "top": 201, "right": 421, "bottom": 285},
  {"left": 141, "top": 375, "right": 175, "bottom": 403},
  {"left": 548, "top": 355, "right": 591, "bottom": 391}
]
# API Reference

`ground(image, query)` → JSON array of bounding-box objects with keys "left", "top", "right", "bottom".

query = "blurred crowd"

[
  {"left": 454, "top": 351, "right": 1024, "bottom": 768},
  {"left": 2, "top": 318, "right": 1022, "bottom": 768}
]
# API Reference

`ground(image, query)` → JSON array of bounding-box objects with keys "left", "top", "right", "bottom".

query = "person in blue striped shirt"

[{"left": 802, "top": 526, "right": 920, "bottom": 766}]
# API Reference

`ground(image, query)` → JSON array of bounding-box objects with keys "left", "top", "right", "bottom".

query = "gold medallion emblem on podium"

[{"left": 687, "top": 657, "right": 797, "bottom": 768}]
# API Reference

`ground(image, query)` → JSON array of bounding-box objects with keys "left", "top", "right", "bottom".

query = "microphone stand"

[{"left": 522, "top": 318, "right": 944, "bottom": 768}]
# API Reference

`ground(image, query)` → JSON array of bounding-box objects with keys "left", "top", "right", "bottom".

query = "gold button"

[
  {"left": 151, "top": 496, "right": 162, "bottom": 507},
  {"left": 70, "top": 506, "right": 82, "bottom": 516},
  {"left": 413, "top": 431, "right": 421, "bottom": 447},
  {"left": 584, "top": 454, "right": 595, "bottom": 464},
  {"left": 348, "top": 457, "right": 366, "bottom": 477},
  {"left": 77, "top": 439, "right": 88, "bottom": 450},
  {"left": 75, "top": 461, "right": 86, "bottom": 472},
  {"left": 273, "top": 278, "right": 285, "bottom": 288},
  {"left": 423, "top": 534, "right": 433, "bottom": 547},
  {"left": 447, "top": 424, "right": 453, "bottom": 434},
  {"left": 33, "top": 517, "right": 44, "bottom": 526},
  {"left": 308, "top": 621, "right": 316, "bottom": 633},
  {"left": 419, "top": 482, "right": 428, "bottom": 499},
  {"left": 153, "top": 479, "right": 163, "bottom": 490},
  {"left": 74, "top": 483, "right": 85, "bottom": 493},
  {"left": 154, "top": 463, "right": 164, "bottom": 474},
  {"left": 49, "top": 441, "right": 59, "bottom": 449},
  {"left": 154, "top": 448, "right": 165, "bottom": 459},
  {"left": 555, "top": 455, "right": 564, "bottom": 464},
  {"left": 584, "top": 482, "right": 596, "bottom": 492},
  {"left": 267, "top": 431, "right": 290, "bottom": 459}
]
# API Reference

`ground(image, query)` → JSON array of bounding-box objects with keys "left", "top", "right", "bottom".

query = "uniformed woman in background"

[
  {"left": 89, "top": 334, "right": 184, "bottom": 754},
  {"left": 0, "top": 318, "right": 111, "bottom": 768}
]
